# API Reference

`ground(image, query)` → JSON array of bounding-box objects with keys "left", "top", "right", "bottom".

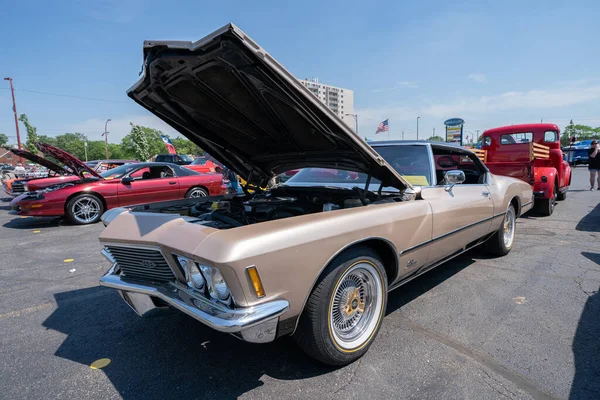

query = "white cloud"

[
  {"left": 358, "top": 82, "right": 600, "bottom": 138},
  {"left": 468, "top": 73, "right": 487, "bottom": 84},
  {"left": 69, "top": 114, "right": 182, "bottom": 143},
  {"left": 372, "top": 81, "right": 418, "bottom": 93}
]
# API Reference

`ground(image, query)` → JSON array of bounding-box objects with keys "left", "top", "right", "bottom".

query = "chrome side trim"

[
  {"left": 291, "top": 236, "right": 400, "bottom": 335},
  {"left": 100, "top": 273, "right": 289, "bottom": 333},
  {"left": 400, "top": 212, "right": 506, "bottom": 256}
]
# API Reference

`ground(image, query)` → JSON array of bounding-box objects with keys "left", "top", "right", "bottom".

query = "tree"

[
  {"left": 18, "top": 114, "right": 39, "bottom": 153},
  {"left": 54, "top": 133, "right": 88, "bottom": 159},
  {"left": 561, "top": 122, "right": 600, "bottom": 146},
  {"left": 121, "top": 123, "right": 167, "bottom": 160},
  {"left": 171, "top": 137, "right": 203, "bottom": 155},
  {"left": 427, "top": 135, "right": 445, "bottom": 142},
  {"left": 123, "top": 123, "right": 155, "bottom": 161},
  {"left": 0, "top": 133, "right": 8, "bottom": 148}
]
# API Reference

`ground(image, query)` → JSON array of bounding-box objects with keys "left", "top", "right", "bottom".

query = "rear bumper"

[{"left": 99, "top": 260, "right": 289, "bottom": 343}]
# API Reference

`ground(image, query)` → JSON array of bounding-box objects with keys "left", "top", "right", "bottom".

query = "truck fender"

[{"left": 534, "top": 167, "right": 557, "bottom": 199}]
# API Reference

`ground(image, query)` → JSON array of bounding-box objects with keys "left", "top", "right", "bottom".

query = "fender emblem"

[
  {"left": 407, "top": 260, "right": 417, "bottom": 267},
  {"left": 141, "top": 260, "right": 156, "bottom": 269}
]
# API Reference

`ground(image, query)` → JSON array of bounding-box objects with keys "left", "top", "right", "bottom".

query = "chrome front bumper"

[{"left": 99, "top": 262, "right": 289, "bottom": 343}]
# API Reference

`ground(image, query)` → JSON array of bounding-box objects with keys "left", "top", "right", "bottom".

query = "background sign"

[
  {"left": 444, "top": 118, "right": 465, "bottom": 127},
  {"left": 444, "top": 117, "right": 465, "bottom": 145}
]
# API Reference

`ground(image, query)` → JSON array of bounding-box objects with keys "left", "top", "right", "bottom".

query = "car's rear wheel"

[
  {"left": 294, "top": 246, "right": 387, "bottom": 366},
  {"left": 66, "top": 194, "right": 104, "bottom": 225},
  {"left": 185, "top": 187, "right": 208, "bottom": 198},
  {"left": 485, "top": 204, "right": 516, "bottom": 257}
]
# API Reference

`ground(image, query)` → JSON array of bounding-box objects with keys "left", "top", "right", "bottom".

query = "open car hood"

[
  {"left": 35, "top": 143, "right": 101, "bottom": 179},
  {"left": 9, "top": 148, "right": 70, "bottom": 175},
  {"left": 127, "top": 23, "right": 411, "bottom": 190}
]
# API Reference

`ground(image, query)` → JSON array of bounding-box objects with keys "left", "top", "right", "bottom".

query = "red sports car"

[{"left": 10, "top": 143, "right": 228, "bottom": 225}]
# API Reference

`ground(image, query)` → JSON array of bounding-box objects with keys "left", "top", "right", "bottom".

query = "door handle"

[
  {"left": 169, "top": 181, "right": 177, "bottom": 185},
  {"left": 482, "top": 191, "right": 490, "bottom": 197}
]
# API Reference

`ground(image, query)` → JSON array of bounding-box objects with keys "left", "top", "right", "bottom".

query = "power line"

[{"left": 0, "top": 87, "right": 129, "bottom": 104}]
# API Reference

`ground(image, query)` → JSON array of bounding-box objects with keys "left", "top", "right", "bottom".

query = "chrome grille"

[
  {"left": 12, "top": 182, "right": 25, "bottom": 193},
  {"left": 105, "top": 245, "right": 176, "bottom": 283}
]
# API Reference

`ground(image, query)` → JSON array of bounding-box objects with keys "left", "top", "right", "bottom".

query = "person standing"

[{"left": 588, "top": 140, "right": 600, "bottom": 190}]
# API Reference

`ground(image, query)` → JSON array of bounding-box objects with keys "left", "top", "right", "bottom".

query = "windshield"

[
  {"left": 100, "top": 164, "right": 139, "bottom": 179},
  {"left": 285, "top": 145, "right": 432, "bottom": 189},
  {"left": 179, "top": 155, "right": 192, "bottom": 162}
]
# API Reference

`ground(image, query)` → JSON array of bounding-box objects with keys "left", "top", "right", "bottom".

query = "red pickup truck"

[{"left": 476, "top": 123, "right": 571, "bottom": 216}]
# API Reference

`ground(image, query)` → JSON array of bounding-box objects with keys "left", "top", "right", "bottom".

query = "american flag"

[
  {"left": 375, "top": 119, "right": 388, "bottom": 134},
  {"left": 160, "top": 135, "right": 177, "bottom": 155}
]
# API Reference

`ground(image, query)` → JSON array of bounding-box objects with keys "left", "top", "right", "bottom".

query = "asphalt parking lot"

[{"left": 0, "top": 168, "right": 599, "bottom": 400}]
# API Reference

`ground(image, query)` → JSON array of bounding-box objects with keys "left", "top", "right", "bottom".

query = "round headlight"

[
  {"left": 211, "top": 269, "right": 230, "bottom": 300},
  {"left": 188, "top": 263, "right": 205, "bottom": 289}
]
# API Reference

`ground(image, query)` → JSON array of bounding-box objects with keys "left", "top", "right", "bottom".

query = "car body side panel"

[
  {"left": 420, "top": 184, "right": 494, "bottom": 263},
  {"left": 487, "top": 174, "right": 534, "bottom": 222},
  {"left": 533, "top": 167, "right": 557, "bottom": 199}
]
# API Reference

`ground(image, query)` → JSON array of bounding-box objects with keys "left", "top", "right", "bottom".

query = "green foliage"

[
  {"left": 561, "top": 122, "right": 600, "bottom": 146},
  {"left": 123, "top": 123, "right": 154, "bottom": 161},
  {"left": 427, "top": 135, "right": 445, "bottom": 142},
  {"left": 18, "top": 114, "right": 39, "bottom": 153},
  {"left": 0, "top": 133, "right": 8, "bottom": 148},
  {"left": 171, "top": 137, "right": 203, "bottom": 155}
]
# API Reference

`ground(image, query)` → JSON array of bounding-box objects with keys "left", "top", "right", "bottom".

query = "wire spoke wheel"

[
  {"left": 329, "top": 262, "right": 383, "bottom": 350},
  {"left": 503, "top": 206, "right": 515, "bottom": 248},
  {"left": 71, "top": 197, "right": 101, "bottom": 224}
]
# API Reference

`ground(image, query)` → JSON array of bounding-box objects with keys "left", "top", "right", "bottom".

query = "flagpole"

[{"left": 388, "top": 120, "right": 390, "bottom": 140}]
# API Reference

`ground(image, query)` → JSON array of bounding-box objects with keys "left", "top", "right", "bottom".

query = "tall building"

[{"left": 297, "top": 78, "right": 356, "bottom": 131}]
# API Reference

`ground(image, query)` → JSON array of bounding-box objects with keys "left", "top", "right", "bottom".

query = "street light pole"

[
  {"left": 84, "top": 140, "right": 88, "bottom": 162},
  {"left": 102, "top": 118, "right": 111, "bottom": 159},
  {"left": 4, "top": 77, "right": 23, "bottom": 163},
  {"left": 417, "top": 116, "right": 420, "bottom": 140},
  {"left": 345, "top": 113, "right": 358, "bottom": 135}
]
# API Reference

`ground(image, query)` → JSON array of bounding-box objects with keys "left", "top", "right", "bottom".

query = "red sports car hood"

[
  {"left": 10, "top": 148, "right": 70, "bottom": 175},
  {"left": 36, "top": 143, "right": 101, "bottom": 179}
]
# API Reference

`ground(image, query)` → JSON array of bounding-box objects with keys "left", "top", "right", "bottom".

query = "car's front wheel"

[
  {"left": 294, "top": 247, "right": 387, "bottom": 366},
  {"left": 66, "top": 194, "right": 104, "bottom": 225}
]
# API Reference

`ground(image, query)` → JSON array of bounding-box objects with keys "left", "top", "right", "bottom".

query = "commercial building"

[{"left": 297, "top": 78, "right": 355, "bottom": 131}]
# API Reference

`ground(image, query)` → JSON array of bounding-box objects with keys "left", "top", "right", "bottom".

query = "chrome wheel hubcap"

[
  {"left": 189, "top": 189, "right": 206, "bottom": 198},
  {"left": 330, "top": 262, "right": 383, "bottom": 350},
  {"left": 72, "top": 197, "right": 100, "bottom": 223},
  {"left": 503, "top": 208, "right": 515, "bottom": 248}
]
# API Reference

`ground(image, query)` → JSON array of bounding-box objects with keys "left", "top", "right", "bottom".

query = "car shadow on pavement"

[
  {"left": 575, "top": 202, "right": 600, "bottom": 232},
  {"left": 42, "top": 286, "right": 333, "bottom": 400},
  {"left": 2, "top": 217, "right": 64, "bottom": 229},
  {"left": 41, "top": 255, "right": 478, "bottom": 399},
  {"left": 569, "top": 252, "right": 600, "bottom": 400},
  {"left": 385, "top": 253, "right": 476, "bottom": 314}
]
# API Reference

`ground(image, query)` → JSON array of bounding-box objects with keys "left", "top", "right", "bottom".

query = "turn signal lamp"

[{"left": 247, "top": 266, "right": 266, "bottom": 298}]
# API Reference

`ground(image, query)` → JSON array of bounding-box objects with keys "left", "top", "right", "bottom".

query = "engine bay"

[{"left": 149, "top": 186, "right": 405, "bottom": 230}]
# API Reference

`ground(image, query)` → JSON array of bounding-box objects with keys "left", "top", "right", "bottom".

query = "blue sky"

[{"left": 1, "top": 0, "right": 599, "bottom": 145}]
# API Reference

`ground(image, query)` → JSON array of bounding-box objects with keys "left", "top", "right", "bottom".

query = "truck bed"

[{"left": 485, "top": 161, "right": 532, "bottom": 184}]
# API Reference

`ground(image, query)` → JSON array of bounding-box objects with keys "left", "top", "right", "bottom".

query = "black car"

[{"left": 154, "top": 154, "right": 193, "bottom": 165}]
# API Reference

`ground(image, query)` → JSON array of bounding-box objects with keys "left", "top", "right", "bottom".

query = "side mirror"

[
  {"left": 121, "top": 176, "right": 134, "bottom": 185},
  {"left": 443, "top": 170, "right": 465, "bottom": 191}
]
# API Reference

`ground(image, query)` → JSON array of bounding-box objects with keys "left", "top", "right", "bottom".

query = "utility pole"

[
  {"left": 416, "top": 116, "right": 420, "bottom": 140},
  {"left": 102, "top": 118, "right": 111, "bottom": 159},
  {"left": 4, "top": 77, "right": 22, "bottom": 163},
  {"left": 433, "top": 127, "right": 435, "bottom": 137},
  {"left": 402, "top": 130, "right": 404, "bottom": 140},
  {"left": 84, "top": 140, "right": 88, "bottom": 162},
  {"left": 345, "top": 113, "right": 359, "bottom": 135}
]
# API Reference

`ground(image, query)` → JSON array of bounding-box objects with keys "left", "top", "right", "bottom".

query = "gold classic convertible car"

[{"left": 98, "top": 24, "right": 534, "bottom": 366}]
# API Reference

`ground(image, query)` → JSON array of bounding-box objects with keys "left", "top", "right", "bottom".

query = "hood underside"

[
  {"left": 35, "top": 143, "right": 101, "bottom": 179},
  {"left": 10, "top": 148, "right": 70, "bottom": 175},
  {"left": 127, "top": 23, "right": 411, "bottom": 190}
]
